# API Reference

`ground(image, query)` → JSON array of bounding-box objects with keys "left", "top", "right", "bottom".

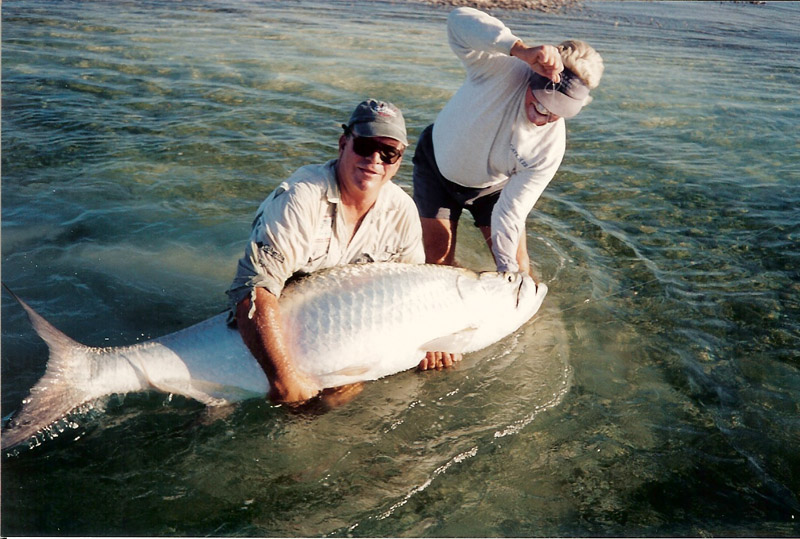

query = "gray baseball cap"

[
  {"left": 343, "top": 99, "right": 408, "bottom": 146},
  {"left": 530, "top": 68, "right": 591, "bottom": 119}
]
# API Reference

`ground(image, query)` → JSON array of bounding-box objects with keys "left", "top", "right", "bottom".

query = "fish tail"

[{"left": 2, "top": 285, "right": 98, "bottom": 452}]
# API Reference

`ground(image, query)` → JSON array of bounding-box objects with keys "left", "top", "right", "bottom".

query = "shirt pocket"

[{"left": 304, "top": 213, "right": 333, "bottom": 269}]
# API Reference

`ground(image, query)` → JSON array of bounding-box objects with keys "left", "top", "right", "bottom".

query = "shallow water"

[{"left": 2, "top": 0, "right": 799, "bottom": 536}]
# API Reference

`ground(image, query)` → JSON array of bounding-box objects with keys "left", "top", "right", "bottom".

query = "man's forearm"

[{"left": 235, "top": 287, "right": 319, "bottom": 403}]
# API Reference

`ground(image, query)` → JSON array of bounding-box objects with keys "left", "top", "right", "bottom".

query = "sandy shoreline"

[{"left": 408, "top": 0, "right": 583, "bottom": 13}]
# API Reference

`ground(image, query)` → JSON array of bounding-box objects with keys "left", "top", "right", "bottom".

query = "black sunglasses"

[{"left": 350, "top": 135, "right": 404, "bottom": 165}]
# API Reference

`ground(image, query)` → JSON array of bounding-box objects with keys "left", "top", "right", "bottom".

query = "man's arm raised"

[{"left": 510, "top": 40, "right": 563, "bottom": 82}]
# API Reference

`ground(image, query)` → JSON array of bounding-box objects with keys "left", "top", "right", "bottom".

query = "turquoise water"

[{"left": 2, "top": 0, "right": 799, "bottom": 536}]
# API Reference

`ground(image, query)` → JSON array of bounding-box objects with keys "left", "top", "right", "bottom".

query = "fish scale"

[{"left": 280, "top": 263, "right": 543, "bottom": 385}]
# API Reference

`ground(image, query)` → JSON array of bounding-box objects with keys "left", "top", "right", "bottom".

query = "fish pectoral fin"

[
  {"left": 325, "top": 366, "right": 371, "bottom": 377},
  {"left": 420, "top": 326, "right": 479, "bottom": 353}
]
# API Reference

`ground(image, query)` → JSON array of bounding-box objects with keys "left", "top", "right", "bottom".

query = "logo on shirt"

[
  {"left": 256, "top": 241, "right": 285, "bottom": 263},
  {"left": 511, "top": 144, "right": 533, "bottom": 169}
]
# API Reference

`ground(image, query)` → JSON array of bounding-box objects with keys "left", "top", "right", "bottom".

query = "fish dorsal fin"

[
  {"left": 118, "top": 350, "right": 228, "bottom": 407},
  {"left": 420, "top": 326, "right": 479, "bottom": 353},
  {"left": 146, "top": 378, "right": 228, "bottom": 407}
]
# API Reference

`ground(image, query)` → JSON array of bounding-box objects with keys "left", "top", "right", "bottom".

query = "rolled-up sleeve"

[{"left": 227, "top": 180, "right": 320, "bottom": 305}]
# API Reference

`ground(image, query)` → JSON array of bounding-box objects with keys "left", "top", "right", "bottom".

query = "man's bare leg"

[{"left": 420, "top": 217, "right": 457, "bottom": 265}]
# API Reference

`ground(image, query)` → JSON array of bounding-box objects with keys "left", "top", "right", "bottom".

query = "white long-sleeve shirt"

[{"left": 432, "top": 7, "right": 566, "bottom": 272}]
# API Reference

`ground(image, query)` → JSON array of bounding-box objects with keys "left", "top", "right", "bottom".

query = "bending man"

[{"left": 413, "top": 7, "right": 604, "bottom": 278}]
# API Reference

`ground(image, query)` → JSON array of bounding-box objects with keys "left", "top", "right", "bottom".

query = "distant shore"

[
  {"left": 410, "top": 0, "right": 767, "bottom": 10},
  {"left": 409, "top": 0, "right": 583, "bottom": 13}
]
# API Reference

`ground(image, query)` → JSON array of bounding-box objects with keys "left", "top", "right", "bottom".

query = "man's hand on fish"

[{"left": 418, "top": 351, "right": 463, "bottom": 371}]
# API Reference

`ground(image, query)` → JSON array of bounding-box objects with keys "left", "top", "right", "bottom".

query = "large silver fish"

[{"left": 2, "top": 263, "right": 547, "bottom": 450}]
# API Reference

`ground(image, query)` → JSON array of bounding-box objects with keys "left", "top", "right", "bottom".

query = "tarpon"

[{"left": 2, "top": 262, "right": 547, "bottom": 451}]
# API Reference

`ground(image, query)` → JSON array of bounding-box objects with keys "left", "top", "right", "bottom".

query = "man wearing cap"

[
  {"left": 228, "top": 99, "right": 424, "bottom": 404},
  {"left": 413, "top": 9, "right": 604, "bottom": 370}
]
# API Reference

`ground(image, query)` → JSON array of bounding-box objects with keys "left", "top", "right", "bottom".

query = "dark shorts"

[{"left": 412, "top": 124, "right": 504, "bottom": 228}]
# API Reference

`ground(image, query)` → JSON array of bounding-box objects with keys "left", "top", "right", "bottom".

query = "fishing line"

[{"left": 547, "top": 216, "right": 798, "bottom": 317}]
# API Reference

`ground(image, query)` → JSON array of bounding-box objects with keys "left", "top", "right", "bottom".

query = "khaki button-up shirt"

[{"left": 227, "top": 160, "right": 424, "bottom": 305}]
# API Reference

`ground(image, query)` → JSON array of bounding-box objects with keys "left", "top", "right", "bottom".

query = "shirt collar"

[{"left": 325, "top": 158, "right": 389, "bottom": 211}]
